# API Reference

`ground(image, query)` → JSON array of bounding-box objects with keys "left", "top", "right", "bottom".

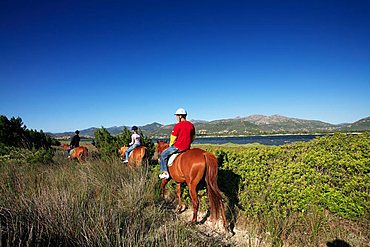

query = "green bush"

[
  {"left": 94, "top": 127, "right": 155, "bottom": 162},
  {"left": 0, "top": 145, "right": 54, "bottom": 165},
  {"left": 213, "top": 133, "right": 369, "bottom": 220}
]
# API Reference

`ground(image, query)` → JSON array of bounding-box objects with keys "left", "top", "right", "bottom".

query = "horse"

[
  {"left": 63, "top": 144, "right": 88, "bottom": 162},
  {"left": 157, "top": 140, "right": 228, "bottom": 229},
  {"left": 118, "top": 145, "right": 148, "bottom": 167}
]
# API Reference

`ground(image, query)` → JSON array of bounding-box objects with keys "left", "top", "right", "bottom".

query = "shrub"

[
  {"left": 94, "top": 127, "right": 155, "bottom": 162},
  {"left": 215, "top": 133, "right": 370, "bottom": 220}
]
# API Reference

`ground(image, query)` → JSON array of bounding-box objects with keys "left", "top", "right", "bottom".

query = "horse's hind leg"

[
  {"left": 188, "top": 183, "right": 199, "bottom": 224},
  {"left": 77, "top": 153, "right": 82, "bottom": 162},
  {"left": 175, "top": 183, "right": 185, "bottom": 213}
]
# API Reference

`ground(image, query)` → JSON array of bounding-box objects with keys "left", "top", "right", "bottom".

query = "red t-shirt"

[{"left": 172, "top": 120, "right": 195, "bottom": 151}]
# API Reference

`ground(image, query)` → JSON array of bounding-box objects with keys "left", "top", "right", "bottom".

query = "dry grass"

[{"left": 0, "top": 150, "right": 225, "bottom": 246}]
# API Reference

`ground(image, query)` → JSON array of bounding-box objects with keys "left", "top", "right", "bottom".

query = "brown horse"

[
  {"left": 157, "top": 140, "right": 227, "bottom": 229},
  {"left": 63, "top": 144, "right": 88, "bottom": 162},
  {"left": 118, "top": 145, "right": 148, "bottom": 167}
]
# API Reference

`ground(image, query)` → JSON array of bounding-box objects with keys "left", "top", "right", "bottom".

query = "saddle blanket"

[{"left": 168, "top": 153, "right": 180, "bottom": 167}]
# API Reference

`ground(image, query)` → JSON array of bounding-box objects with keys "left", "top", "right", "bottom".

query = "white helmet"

[{"left": 175, "top": 108, "right": 187, "bottom": 115}]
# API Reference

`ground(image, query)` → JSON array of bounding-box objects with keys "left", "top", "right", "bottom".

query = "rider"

[
  {"left": 67, "top": 130, "right": 80, "bottom": 158},
  {"left": 159, "top": 108, "right": 195, "bottom": 179},
  {"left": 124, "top": 126, "right": 141, "bottom": 163}
]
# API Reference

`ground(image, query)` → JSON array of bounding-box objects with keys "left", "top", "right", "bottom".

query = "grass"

[
  {"left": 1, "top": 144, "right": 369, "bottom": 246},
  {"left": 0, "top": 149, "right": 226, "bottom": 246}
]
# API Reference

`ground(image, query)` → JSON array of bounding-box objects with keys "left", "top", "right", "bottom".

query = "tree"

[
  {"left": 94, "top": 127, "right": 118, "bottom": 161},
  {"left": 0, "top": 115, "right": 58, "bottom": 150},
  {"left": 94, "top": 126, "right": 155, "bottom": 162}
]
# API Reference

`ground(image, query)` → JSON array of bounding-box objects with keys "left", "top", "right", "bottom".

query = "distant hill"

[
  {"left": 241, "top": 114, "right": 339, "bottom": 133},
  {"left": 150, "top": 114, "right": 341, "bottom": 137},
  {"left": 341, "top": 116, "right": 370, "bottom": 131},
  {"left": 50, "top": 114, "right": 370, "bottom": 138}
]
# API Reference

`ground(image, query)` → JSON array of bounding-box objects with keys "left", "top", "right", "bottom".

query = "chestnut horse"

[
  {"left": 157, "top": 140, "right": 227, "bottom": 229},
  {"left": 118, "top": 146, "right": 148, "bottom": 167},
  {"left": 63, "top": 144, "right": 88, "bottom": 162}
]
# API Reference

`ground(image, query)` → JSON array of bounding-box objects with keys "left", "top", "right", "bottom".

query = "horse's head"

[
  {"left": 62, "top": 143, "right": 69, "bottom": 151},
  {"left": 118, "top": 146, "right": 128, "bottom": 158},
  {"left": 156, "top": 140, "right": 169, "bottom": 154}
]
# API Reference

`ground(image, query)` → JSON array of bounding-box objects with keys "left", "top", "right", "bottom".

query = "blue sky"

[{"left": 1, "top": 0, "right": 369, "bottom": 132}]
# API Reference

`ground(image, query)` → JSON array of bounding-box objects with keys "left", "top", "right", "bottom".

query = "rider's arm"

[
  {"left": 129, "top": 134, "right": 134, "bottom": 145},
  {"left": 169, "top": 134, "right": 177, "bottom": 146}
]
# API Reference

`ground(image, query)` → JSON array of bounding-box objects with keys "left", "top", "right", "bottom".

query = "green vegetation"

[
  {"left": 0, "top": 115, "right": 60, "bottom": 164},
  {"left": 93, "top": 126, "right": 155, "bottom": 161},
  {"left": 202, "top": 133, "right": 370, "bottom": 246},
  {"left": 206, "top": 133, "right": 370, "bottom": 220}
]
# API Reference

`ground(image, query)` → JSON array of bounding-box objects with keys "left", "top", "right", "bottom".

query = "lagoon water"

[
  {"left": 190, "top": 134, "right": 325, "bottom": 146},
  {"left": 84, "top": 134, "right": 327, "bottom": 146}
]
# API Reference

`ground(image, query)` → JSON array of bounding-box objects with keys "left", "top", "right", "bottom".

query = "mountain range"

[{"left": 50, "top": 114, "right": 370, "bottom": 139}]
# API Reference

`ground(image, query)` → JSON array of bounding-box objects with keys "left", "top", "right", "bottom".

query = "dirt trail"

[{"left": 176, "top": 209, "right": 266, "bottom": 247}]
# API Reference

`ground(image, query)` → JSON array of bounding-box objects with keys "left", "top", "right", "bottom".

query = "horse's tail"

[
  {"left": 144, "top": 147, "right": 149, "bottom": 164},
  {"left": 82, "top": 147, "right": 88, "bottom": 161},
  {"left": 85, "top": 147, "right": 88, "bottom": 157},
  {"left": 140, "top": 146, "right": 148, "bottom": 165},
  {"left": 204, "top": 152, "right": 225, "bottom": 222}
]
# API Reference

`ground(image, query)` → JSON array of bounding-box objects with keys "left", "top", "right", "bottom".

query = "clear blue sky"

[{"left": 1, "top": 0, "right": 369, "bottom": 132}]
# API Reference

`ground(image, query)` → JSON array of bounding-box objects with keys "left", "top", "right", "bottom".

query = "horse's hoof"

[{"left": 176, "top": 205, "right": 186, "bottom": 214}]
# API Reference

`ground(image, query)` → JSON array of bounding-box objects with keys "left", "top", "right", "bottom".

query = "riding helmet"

[{"left": 175, "top": 108, "right": 187, "bottom": 115}]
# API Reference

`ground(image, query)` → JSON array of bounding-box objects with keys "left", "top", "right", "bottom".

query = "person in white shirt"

[{"left": 124, "top": 126, "right": 141, "bottom": 163}]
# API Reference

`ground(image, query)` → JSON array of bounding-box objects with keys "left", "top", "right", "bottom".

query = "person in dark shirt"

[
  {"left": 70, "top": 130, "right": 80, "bottom": 148},
  {"left": 66, "top": 130, "right": 80, "bottom": 158}
]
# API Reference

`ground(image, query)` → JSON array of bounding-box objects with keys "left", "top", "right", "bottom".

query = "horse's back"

[
  {"left": 171, "top": 148, "right": 208, "bottom": 181},
  {"left": 180, "top": 148, "right": 206, "bottom": 161},
  {"left": 75, "top": 146, "right": 88, "bottom": 159},
  {"left": 136, "top": 146, "right": 147, "bottom": 153},
  {"left": 131, "top": 146, "right": 147, "bottom": 166}
]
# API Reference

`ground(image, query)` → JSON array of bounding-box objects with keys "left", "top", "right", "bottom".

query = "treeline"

[
  {"left": 0, "top": 115, "right": 60, "bottom": 164},
  {"left": 0, "top": 115, "right": 60, "bottom": 149}
]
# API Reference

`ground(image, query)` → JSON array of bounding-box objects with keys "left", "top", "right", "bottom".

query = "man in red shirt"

[{"left": 159, "top": 108, "right": 195, "bottom": 179}]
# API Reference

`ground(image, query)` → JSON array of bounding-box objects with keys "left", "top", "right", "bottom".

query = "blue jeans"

[
  {"left": 125, "top": 144, "right": 140, "bottom": 161},
  {"left": 159, "top": 145, "right": 179, "bottom": 172}
]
